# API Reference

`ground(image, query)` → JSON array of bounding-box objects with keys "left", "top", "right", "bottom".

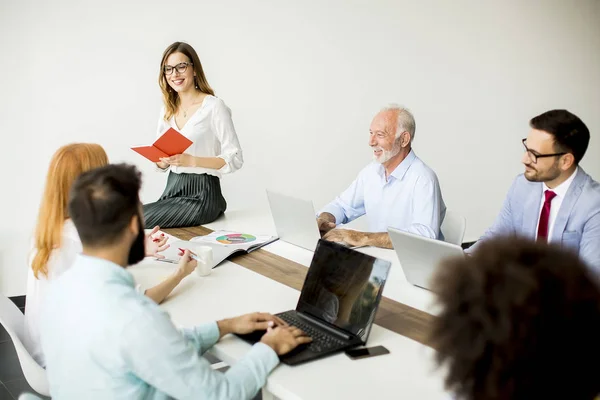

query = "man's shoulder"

[
  {"left": 410, "top": 156, "right": 441, "bottom": 182},
  {"left": 48, "top": 261, "right": 156, "bottom": 318},
  {"left": 46, "top": 259, "right": 82, "bottom": 293},
  {"left": 581, "top": 170, "right": 600, "bottom": 192},
  {"left": 358, "top": 162, "right": 383, "bottom": 177},
  {"left": 578, "top": 171, "right": 600, "bottom": 208}
]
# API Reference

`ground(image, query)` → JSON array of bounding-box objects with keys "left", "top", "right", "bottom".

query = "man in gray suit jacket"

[{"left": 467, "top": 109, "right": 600, "bottom": 277}]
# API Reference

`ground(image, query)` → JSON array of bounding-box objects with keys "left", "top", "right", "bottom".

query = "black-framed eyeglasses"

[
  {"left": 521, "top": 138, "right": 567, "bottom": 164},
  {"left": 163, "top": 62, "right": 193, "bottom": 75}
]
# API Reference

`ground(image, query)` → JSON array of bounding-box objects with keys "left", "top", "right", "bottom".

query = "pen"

[{"left": 178, "top": 248, "right": 199, "bottom": 261}]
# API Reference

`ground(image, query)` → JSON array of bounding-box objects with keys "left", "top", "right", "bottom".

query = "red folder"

[{"left": 131, "top": 128, "right": 193, "bottom": 162}]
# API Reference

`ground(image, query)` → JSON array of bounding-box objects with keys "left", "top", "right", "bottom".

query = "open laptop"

[
  {"left": 388, "top": 227, "right": 464, "bottom": 291},
  {"left": 235, "top": 239, "right": 391, "bottom": 365},
  {"left": 266, "top": 190, "right": 323, "bottom": 251}
]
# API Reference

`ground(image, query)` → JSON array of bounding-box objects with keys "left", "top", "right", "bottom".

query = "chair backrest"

[
  {"left": 0, "top": 294, "right": 50, "bottom": 396},
  {"left": 441, "top": 210, "right": 466, "bottom": 246}
]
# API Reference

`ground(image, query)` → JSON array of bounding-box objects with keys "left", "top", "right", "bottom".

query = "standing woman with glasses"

[{"left": 143, "top": 42, "right": 243, "bottom": 228}]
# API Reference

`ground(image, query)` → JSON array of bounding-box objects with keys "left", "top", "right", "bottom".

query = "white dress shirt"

[
  {"left": 319, "top": 150, "right": 446, "bottom": 239},
  {"left": 535, "top": 167, "right": 578, "bottom": 242},
  {"left": 156, "top": 95, "right": 243, "bottom": 178}
]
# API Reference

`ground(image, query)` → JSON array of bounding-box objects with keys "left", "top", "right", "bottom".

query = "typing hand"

[
  {"left": 145, "top": 226, "right": 170, "bottom": 259},
  {"left": 225, "top": 312, "right": 288, "bottom": 335},
  {"left": 260, "top": 326, "right": 312, "bottom": 355},
  {"left": 322, "top": 229, "right": 366, "bottom": 247},
  {"left": 160, "top": 154, "right": 195, "bottom": 167}
]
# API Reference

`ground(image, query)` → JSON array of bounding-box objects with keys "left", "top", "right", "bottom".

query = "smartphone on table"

[{"left": 345, "top": 345, "right": 390, "bottom": 360}]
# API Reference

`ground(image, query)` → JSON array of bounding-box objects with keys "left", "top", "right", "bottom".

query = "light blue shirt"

[
  {"left": 41, "top": 254, "right": 279, "bottom": 400},
  {"left": 320, "top": 150, "right": 446, "bottom": 239}
]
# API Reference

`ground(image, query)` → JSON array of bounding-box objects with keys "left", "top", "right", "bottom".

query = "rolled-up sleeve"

[{"left": 212, "top": 99, "right": 244, "bottom": 174}]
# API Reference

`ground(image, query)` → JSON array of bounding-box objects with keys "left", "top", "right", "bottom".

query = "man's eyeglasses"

[
  {"left": 164, "top": 62, "right": 193, "bottom": 75},
  {"left": 522, "top": 138, "right": 567, "bottom": 164}
]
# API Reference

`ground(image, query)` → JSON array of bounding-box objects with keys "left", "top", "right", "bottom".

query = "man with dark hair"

[
  {"left": 467, "top": 109, "right": 600, "bottom": 276},
  {"left": 40, "top": 164, "right": 311, "bottom": 400},
  {"left": 432, "top": 237, "right": 600, "bottom": 400}
]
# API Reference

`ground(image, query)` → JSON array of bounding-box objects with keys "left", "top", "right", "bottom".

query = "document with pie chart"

[{"left": 178, "top": 230, "right": 279, "bottom": 269}]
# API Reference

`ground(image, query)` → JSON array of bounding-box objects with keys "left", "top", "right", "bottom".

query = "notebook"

[{"left": 131, "top": 128, "right": 193, "bottom": 162}]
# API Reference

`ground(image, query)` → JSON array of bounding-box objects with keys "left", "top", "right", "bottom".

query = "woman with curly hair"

[{"left": 431, "top": 237, "right": 600, "bottom": 400}]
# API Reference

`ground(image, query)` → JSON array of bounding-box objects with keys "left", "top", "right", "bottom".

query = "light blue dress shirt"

[
  {"left": 40, "top": 254, "right": 279, "bottom": 400},
  {"left": 319, "top": 150, "right": 446, "bottom": 239}
]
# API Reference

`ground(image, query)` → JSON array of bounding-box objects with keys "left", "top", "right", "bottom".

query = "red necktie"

[{"left": 537, "top": 190, "right": 557, "bottom": 241}]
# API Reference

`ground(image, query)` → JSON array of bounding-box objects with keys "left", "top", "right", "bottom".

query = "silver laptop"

[
  {"left": 388, "top": 227, "right": 464, "bottom": 290},
  {"left": 266, "top": 190, "right": 322, "bottom": 251}
]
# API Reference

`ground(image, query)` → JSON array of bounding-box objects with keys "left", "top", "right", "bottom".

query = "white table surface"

[
  {"left": 203, "top": 207, "right": 438, "bottom": 315},
  {"left": 130, "top": 259, "right": 447, "bottom": 400},
  {"left": 131, "top": 207, "right": 448, "bottom": 399}
]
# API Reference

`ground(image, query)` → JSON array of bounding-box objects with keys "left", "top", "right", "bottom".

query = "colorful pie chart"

[{"left": 215, "top": 233, "right": 257, "bottom": 245}]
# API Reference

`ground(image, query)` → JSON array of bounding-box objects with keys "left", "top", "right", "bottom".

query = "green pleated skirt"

[{"left": 143, "top": 172, "right": 227, "bottom": 229}]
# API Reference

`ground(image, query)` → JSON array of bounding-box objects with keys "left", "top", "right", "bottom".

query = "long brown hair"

[
  {"left": 31, "top": 143, "right": 108, "bottom": 278},
  {"left": 159, "top": 42, "right": 215, "bottom": 121}
]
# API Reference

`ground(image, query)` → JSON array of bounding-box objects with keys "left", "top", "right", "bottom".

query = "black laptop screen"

[{"left": 296, "top": 240, "right": 391, "bottom": 342}]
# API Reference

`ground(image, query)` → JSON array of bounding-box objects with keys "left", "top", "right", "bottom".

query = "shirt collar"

[
  {"left": 377, "top": 149, "right": 416, "bottom": 181},
  {"left": 543, "top": 166, "right": 578, "bottom": 199},
  {"left": 75, "top": 254, "right": 135, "bottom": 287}
]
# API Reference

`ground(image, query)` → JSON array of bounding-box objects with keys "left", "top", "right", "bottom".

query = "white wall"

[{"left": 1, "top": 0, "right": 599, "bottom": 296}]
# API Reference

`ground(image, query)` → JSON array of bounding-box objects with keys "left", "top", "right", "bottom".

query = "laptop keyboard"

[{"left": 278, "top": 311, "right": 347, "bottom": 353}]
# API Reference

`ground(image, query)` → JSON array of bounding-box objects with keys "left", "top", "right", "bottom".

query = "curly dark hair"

[{"left": 430, "top": 237, "right": 600, "bottom": 400}]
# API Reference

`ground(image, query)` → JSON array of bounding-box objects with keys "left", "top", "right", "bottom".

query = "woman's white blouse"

[
  {"left": 156, "top": 95, "right": 244, "bottom": 178},
  {"left": 24, "top": 220, "right": 144, "bottom": 367},
  {"left": 24, "top": 220, "right": 81, "bottom": 367}
]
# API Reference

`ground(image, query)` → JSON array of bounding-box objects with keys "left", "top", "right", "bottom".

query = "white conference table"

[
  {"left": 130, "top": 208, "right": 447, "bottom": 400},
  {"left": 203, "top": 207, "right": 439, "bottom": 315}
]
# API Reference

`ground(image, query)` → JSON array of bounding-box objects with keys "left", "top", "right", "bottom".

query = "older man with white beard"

[{"left": 317, "top": 105, "right": 446, "bottom": 249}]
